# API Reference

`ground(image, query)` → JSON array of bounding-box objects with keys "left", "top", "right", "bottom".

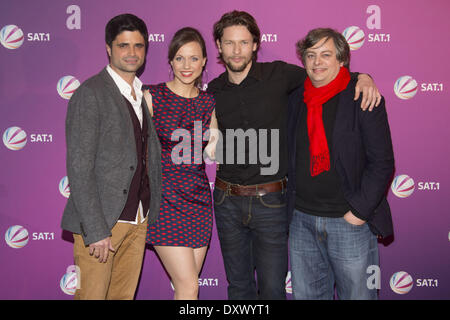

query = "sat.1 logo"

[
  {"left": 342, "top": 26, "right": 365, "bottom": 51},
  {"left": 390, "top": 271, "right": 413, "bottom": 294},
  {"left": 57, "top": 75, "right": 80, "bottom": 100},
  {"left": 3, "top": 127, "right": 27, "bottom": 151},
  {"left": 0, "top": 25, "right": 24, "bottom": 49},
  {"left": 391, "top": 174, "right": 415, "bottom": 198},
  {"left": 394, "top": 76, "right": 418, "bottom": 100},
  {"left": 4, "top": 225, "right": 29, "bottom": 248},
  {"left": 59, "top": 176, "right": 70, "bottom": 198}
]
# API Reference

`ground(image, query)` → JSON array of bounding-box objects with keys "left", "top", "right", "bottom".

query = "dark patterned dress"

[{"left": 145, "top": 83, "right": 214, "bottom": 248}]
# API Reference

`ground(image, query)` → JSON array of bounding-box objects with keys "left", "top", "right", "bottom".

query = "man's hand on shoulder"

[{"left": 355, "top": 74, "right": 382, "bottom": 111}]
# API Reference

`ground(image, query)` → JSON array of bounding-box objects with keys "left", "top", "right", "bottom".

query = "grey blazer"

[{"left": 61, "top": 67, "right": 162, "bottom": 245}]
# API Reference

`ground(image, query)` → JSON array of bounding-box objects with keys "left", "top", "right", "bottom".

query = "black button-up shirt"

[{"left": 208, "top": 60, "right": 307, "bottom": 185}]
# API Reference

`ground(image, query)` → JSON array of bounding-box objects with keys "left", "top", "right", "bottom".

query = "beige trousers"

[{"left": 72, "top": 217, "right": 148, "bottom": 300}]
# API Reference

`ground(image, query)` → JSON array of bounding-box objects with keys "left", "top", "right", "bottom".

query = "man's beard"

[{"left": 224, "top": 56, "right": 252, "bottom": 73}]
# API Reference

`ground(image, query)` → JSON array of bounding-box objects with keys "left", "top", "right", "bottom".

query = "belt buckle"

[
  {"left": 226, "top": 182, "right": 241, "bottom": 196},
  {"left": 226, "top": 183, "right": 231, "bottom": 196}
]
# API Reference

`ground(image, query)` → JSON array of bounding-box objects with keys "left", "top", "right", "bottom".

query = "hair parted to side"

[
  {"left": 296, "top": 28, "right": 351, "bottom": 69},
  {"left": 105, "top": 13, "right": 149, "bottom": 51},
  {"left": 213, "top": 10, "right": 261, "bottom": 62},
  {"left": 168, "top": 27, "right": 208, "bottom": 88}
]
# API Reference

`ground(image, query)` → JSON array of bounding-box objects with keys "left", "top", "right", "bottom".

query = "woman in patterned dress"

[{"left": 143, "top": 27, "right": 217, "bottom": 300}]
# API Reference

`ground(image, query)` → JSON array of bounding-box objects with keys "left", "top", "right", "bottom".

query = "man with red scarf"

[{"left": 286, "top": 28, "right": 394, "bottom": 299}]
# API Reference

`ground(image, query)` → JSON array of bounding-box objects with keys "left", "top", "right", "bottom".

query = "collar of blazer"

[
  {"left": 99, "top": 67, "right": 129, "bottom": 104},
  {"left": 98, "top": 67, "right": 153, "bottom": 136},
  {"left": 98, "top": 67, "right": 136, "bottom": 137}
]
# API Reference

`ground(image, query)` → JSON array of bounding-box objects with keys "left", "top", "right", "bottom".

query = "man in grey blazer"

[{"left": 61, "top": 14, "right": 162, "bottom": 300}]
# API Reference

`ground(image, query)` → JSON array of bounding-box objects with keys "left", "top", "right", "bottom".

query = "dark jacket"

[
  {"left": 286, "top": 78, "right": 395, "bottom": 238},
  {"left": 61, "top": 68, "right": 162, "bottom": 245}
]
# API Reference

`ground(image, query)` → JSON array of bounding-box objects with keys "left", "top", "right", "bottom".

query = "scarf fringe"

[{"left": 310, "top": 152, "right": 330, "bottom": 177}]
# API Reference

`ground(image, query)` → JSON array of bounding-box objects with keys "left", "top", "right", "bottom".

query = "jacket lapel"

[
  {"left": 100, "top": 67, "right": 133, "bottom": 126},
  {"left": 292, "top": 87, "right": 305, "bottom": 132},
  {"left": 332, "top": 83, "right": 356, "bottom": 154},
  {"left": 141, "top": 96, "right": 152, "bottom": 132},
  {"left": 288, "top": 87, "right": 305, "bottom": 171}
]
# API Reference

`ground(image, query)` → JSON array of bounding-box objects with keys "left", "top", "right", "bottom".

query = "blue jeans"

[
  {"left": 214, "top": 187, "right": 288, "bottom": 300},
  {"left": 289, "top": 209, "right": 379, "bottom": 300}
]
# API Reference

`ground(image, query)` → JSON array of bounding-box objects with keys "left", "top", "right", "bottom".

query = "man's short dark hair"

[
  {"left": 213, "top": 10, "right": 261, "bottom": 62},
  {"left": 296, "top": 28, "right": 350, "bottom": 69},
  {"left": 105, "top": 13, "right": 149, "bottom": 51}
]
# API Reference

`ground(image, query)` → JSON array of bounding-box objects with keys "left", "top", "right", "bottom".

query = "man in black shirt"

[
  {"left": 286, "top": 28, "right": 394, "bottom": 299},
  {"left": 207, "top": 11, "right": 381, "bottom": 300}
]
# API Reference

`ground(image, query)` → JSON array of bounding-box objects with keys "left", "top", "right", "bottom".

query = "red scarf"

[{"left": 303, "top": 66, "right": 350, "bottom": 176}]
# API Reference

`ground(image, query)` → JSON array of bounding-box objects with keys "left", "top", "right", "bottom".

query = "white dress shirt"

[{"left": 106, "top": 65, "right": 147, "bottom": 224}]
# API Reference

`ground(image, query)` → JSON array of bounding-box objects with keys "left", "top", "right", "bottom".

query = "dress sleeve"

[
  {"left": 142, "top": 84, "right": 156, "bottom": 95},
  {"left": 142, "top": 84, "right": 159, "bottom": 116}
]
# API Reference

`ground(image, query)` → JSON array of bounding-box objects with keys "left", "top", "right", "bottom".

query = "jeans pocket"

[
  {"left": 258, "top": 191, "right": 286, "bottom": 209},
  {"left": 213, "top": 188, "right": 226, "bottom": 206},
  {"left": 342, "top": 217, "right": 366, "bottom": 228}
]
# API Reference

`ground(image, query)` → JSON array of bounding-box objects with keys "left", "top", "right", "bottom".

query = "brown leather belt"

[{"left": 215, "top": 177, "right": 287, "bottom": 197}]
